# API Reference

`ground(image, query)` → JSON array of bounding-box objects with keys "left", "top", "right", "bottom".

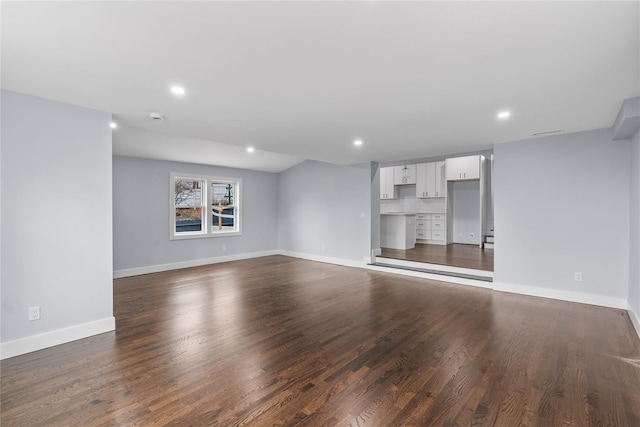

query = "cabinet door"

[
  {"left": 380, "top": 167, "right": 395, "bottom": 199},
  {"left": 416, "top": 163, "right": 427, "bottom": 198},
  {"left": 435, "top": 161, "right": 446, "bottom": 197},
  {"left": 425, "top": 162, "right": 436, "bottom": 197},
  {"left": 463, "top": 156, "right": 480, "bottom": 180},
  {"left": 446, "top": 157, "right": 464, "bottom": 180},
  {"left": 446, "top": 156, "right": 480, "bottom": 181},
  {"left": 416, "top": 163, "right": 438, "bottom": 197},
  {"left": 394, "top": 164, "right": 416, "bottom": 185}
]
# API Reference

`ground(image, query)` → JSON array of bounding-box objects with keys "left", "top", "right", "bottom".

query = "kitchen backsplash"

[{"left": 380, "top": 197, "right": 445, "bottom": 214}]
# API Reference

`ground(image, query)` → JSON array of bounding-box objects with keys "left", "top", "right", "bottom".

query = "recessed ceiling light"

[
  {"left": 110, "top": 122, "right": 117, "bottom": 129},
  {"left": 354, "top": 139, "right": 363, "bottom": 146},
  {"left": 170, "top": 86, "right": 186, "bottom": 96},
  {"left": 497, "top": 111, "right": 511, "bottom": 119},
  {"left": 247, "top": 146, "right": 255, "bottom": 153}
]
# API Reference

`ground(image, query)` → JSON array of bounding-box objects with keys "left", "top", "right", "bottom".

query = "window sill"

[{"left": 170, "top": 231, "right": 242, "bottom": 240}]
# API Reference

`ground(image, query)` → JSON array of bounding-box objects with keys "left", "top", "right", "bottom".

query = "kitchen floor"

[{"left": 380, "top": 243, "right": 494, "bottom": 271}]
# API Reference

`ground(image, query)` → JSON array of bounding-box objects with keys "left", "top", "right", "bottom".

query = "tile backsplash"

[{"left": 380, "top": 197, "right": 445, "bottom": 214}]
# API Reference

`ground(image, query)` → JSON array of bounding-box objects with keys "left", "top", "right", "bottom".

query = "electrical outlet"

[
  {"left": 29, "top": 306, "right": 40, "bottom": 321},
  {"left": 222, "top": 245, "right": 227, "bottom": 251},
  {"left": 574, "top": 272, "right": 583, "bottom": 282},
  {"left": 322, "top": 245, "right": 326, "bottom": 252}
]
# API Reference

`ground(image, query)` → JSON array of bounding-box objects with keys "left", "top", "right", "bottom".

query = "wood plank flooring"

[
  {"left": 2, "top": 255, "right": 639, "bottom": 426},
  {"left": 381, "top": 243, "right": 494, "bottom": 271}
]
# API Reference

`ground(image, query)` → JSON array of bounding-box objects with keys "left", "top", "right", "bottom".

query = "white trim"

[
  {"left": 365, "top": 264, "right": 494, "bottom": 289},
  {"left": 170, "top": 172, "right": 242, "bottom": 240},
  {"left": 114, "top": 250, "right": 278, "bottom": 278},
  {"left": 275, "top": 252, "right": 629, "bottom": 312},
  {"left": 374, "top": 256, "right": 494, "bottom": 279},
  {"left": 277, "top": 250, "right": 628, "bottom": 312},
  {"left": 493, "top": 281, "right": 628, "bottom": 310},
  {"left": 276, "top": 250, "right": 365, "bottom": 269},
  {"left": 628, "top": 304, "right": 640, "bottom": 340},
  {"left": 372, "top": 248, "right": 382, "bottom": 257},
  {"left": 0, "top": 317, "right": 115, "bottom": 360}
]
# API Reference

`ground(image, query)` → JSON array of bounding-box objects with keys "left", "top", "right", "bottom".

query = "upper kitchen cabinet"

[
  {"left": 435, "top": 161, "right": 446, "bottom": 195},
  {"left": 416, "top": 161, "right": 446, "bottom": 198},
  {"left": 446, "top": 155, "right": 481, "bottom": 181},
  {"left": 380, "top": 166, "right": 396, "bottom": 199},
  {"left": 394, "top": 164, "right": 416, "bottom": 185}
]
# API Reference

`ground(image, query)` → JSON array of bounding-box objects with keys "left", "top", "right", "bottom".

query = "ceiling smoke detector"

[{"left": 148, "top": 112, "right": 164, "bottom": 121}]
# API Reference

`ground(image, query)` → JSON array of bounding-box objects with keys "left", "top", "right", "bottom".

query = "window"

[{"left": 171, "top": 173, "right": 241, "bottom": 239}]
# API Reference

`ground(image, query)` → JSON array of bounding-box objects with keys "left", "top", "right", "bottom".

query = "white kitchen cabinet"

[
  {"left": 431, "top": 230, "right": 445, "bottom": 241},
  {"left": 446, "top": 155, "right": 481, "bottom": 181},
  {"left": 415, "top": 213, "right": 446, "bottom": 245},
  {"left": 415, "top": 214, "right": 432, "bottom": 240},
  {"left": 416, "top": 163, "right": 434, "bottom": 198},
  {"left": 416, "top": 162, "right": 445, "bottom": 198},
  {"left": 394, "top": 164, "right": 416, "bottom": 185},
  {"left": 380, "top": 167, "right": 396, "bottom": 199},
  {"left": 435, "top": 161, "right": 446, "bottom": 196},
  {"left": 381, "top": 214, "right": 416, "bottom": 250}
]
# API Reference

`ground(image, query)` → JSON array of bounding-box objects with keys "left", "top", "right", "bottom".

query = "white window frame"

[{"left": 170, "top": 172, "right": 242, "bottom": 240}]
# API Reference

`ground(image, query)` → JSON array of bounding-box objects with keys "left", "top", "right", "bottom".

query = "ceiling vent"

[{"left": 148, "top": 112, "right": 164, "bottom": 121}]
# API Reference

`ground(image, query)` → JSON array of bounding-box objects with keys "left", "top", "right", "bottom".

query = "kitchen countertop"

[{"left": 381, "top": 212, "right": 416, "bottom": 216}]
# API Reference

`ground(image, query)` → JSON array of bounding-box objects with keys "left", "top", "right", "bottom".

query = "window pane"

[
  {"left": 175, "top": 179, "right": 204, "bottom": 233},
  {"left": 211, "top": 182, "right": 235, "bottom": 232}
]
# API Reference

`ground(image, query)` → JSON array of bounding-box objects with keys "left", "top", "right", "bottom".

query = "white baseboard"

[
  {"left": 113, "top": 250, "right": 278, "bottom": 278},
  {"left": 277, "top": 250, "right": 365, "bottom": 269},
  {"left": 0, "top": 317, "right": 115, "bottom": 360},
  {"left": 628, "top": 304, "right": 640, "bottom": 340},
  {"left": 275, "top": 253, "right": 630, "bottom": 313},
  {"left": 493, "top": 281, "right": 628, "bottom": 310}
]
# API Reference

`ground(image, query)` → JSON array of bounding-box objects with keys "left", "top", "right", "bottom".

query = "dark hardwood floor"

[
  {"left": 381, "top": 243, "right": 494, "bottom": 271},
  {"left": 2, "top": 255, "right": 639, "bottom": 426}
]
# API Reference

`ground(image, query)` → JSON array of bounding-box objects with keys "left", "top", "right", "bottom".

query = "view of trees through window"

[
  {"left": 172, "top": 174, "right": 241, "bottom": 238},
  {"left": 174, "top": 179, "right": 204, "bottom": 232}
]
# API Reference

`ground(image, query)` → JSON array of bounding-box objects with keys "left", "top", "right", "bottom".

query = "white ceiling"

[{"left": 2, "top": 1, "right": 639, "bottom": 172}]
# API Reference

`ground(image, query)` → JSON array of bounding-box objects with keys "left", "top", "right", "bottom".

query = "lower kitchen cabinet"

[{"left": 416, "top": 213, "right": 446, "bottom": 245}]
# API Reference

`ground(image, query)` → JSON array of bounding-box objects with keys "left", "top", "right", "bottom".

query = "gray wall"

[
  {"left": 629, "top": 129, "right": 640, "bottom": 316},
  {"left": 112, "top": 156, "right": 279, "bottom": 272},
  {"left": 277, "top": 160, "right": 372, "bottom": 262},
  {"left": 450, "top": 180, "right": 481, "bottom": 245},
  {"left": 1, "top": 90, "right": 113, "bottom": 342},
  {"left": 494, "top": 128, "right": 630, "bottom": 300},
  {"left": 370, "top": 163, "right": 381, "bottom": 252}
]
